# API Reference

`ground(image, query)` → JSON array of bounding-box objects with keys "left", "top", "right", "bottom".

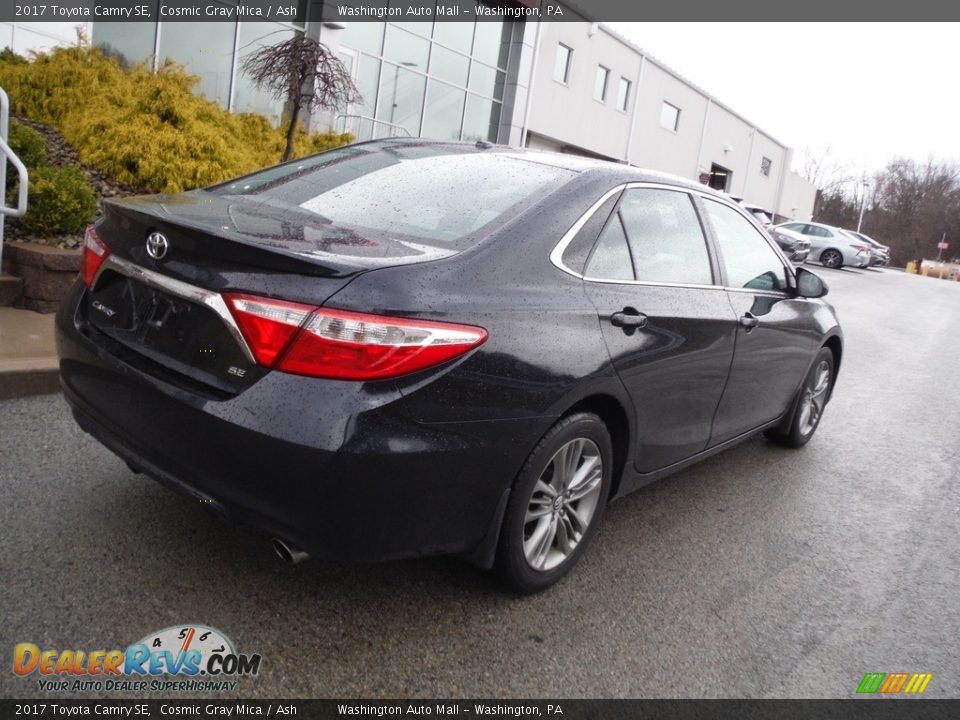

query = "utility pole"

[{"left": 857, "top": 178, "right": 869, "bottom": 232}]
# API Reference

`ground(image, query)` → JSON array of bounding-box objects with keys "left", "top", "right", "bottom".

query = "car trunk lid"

[{"left": 85, "top": 192, "right": 459, "bottom": 394}]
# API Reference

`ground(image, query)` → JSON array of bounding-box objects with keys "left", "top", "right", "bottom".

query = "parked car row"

[
  {"left": 772, "top": 221, "right": 889, "bottom": 270},
  {"left": 726, "top": 194, "right": 889, "bottom": 270}
]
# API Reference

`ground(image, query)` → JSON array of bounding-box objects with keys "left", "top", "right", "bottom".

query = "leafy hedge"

[
  {"left": 12, "top": 166, "right": 96, "bottom": 235},
  {"left": 6, "top": 120, "right": 48, "bottom": 188},
  {"left": 0, "top": 46, "right": 353, "bottom": 193}
]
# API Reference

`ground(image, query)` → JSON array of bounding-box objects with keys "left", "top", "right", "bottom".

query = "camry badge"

[
  {"left": 146, "top": 232, "right": 169, "bottom": 260},
  {"left": 91, "top": 300, "right": 115, "bottom": 317}
]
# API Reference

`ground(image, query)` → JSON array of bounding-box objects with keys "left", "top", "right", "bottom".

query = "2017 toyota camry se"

[{"left": 56, "top": 139, "right": 842, "bottom": 592}]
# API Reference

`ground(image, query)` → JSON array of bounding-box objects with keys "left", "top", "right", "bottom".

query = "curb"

[{"left": 0, "top": 363, "right": 60, "bottom": 400}]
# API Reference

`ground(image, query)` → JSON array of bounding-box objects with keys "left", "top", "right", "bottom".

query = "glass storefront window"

[
  {"left": 93, "top": 20, "right": 158, "bottom": 67},
  {"left": 422, "top": 80, "right": 466, "bottom": 140},
  {"left": 158, "top": 21, "right": 235, "bottom": 108},
  {"left": 377, "top": 63, "right": 426, "bottom": 136},
  {"left": 468, "top": 62, "right": 504, "bottom": 101},
  {"left": 383, "top": 24, "right": 430, "bottom": 71},
  {"left": 392, "top": 21, "right": 433, "bottom": 38},
  {"left": 340, "top": 21, "right": 385, "bottom": 56},
  {"left": 462, "top": 94, "right": 500, "bottom": 142},
  {"left": 472, "top": 18, "right": 510, "bottom": 69},
  {"left": 233, "top": 23, "right": 297, "bottom": 122},
  {"left": 433, "top": 20, "right": 473, "bottom": 54},
  {"left": 355, "top": 54, "right": 382, "bottom": 120},
  {"left": 339, "top": 12, "right": 514, "bottom": 144},
  {"left": 429, "top": 45, "right": 469, "bottom": 88}
]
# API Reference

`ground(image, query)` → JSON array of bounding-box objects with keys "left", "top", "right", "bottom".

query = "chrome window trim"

[
  {"left": 550, "top": 181, "right": 793, "bottom": 296},
  {"left": 90, "top": 255, "right": 256, "bottom": 364}
]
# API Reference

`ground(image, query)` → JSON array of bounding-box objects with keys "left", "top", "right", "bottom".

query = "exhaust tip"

[{"left": 272, "top": 538, "right": 310, "bottom": 565}]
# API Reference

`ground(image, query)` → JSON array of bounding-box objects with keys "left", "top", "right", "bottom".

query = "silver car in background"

[
  {"left": 848, "top": 230, "right": 891, "bottom": 266},
  {"left": 773, "top": 221, "right": 872, "bottom": 269},
  {"left": 768, "top": 226, "right": 811, "bottom": 263}
]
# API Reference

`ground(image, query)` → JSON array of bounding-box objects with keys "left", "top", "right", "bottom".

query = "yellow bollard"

[{"left": 906, "top": 261, "right": 916, "bottom": 273}]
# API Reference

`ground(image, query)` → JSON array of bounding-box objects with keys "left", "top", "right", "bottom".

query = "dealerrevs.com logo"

[{"left": 13, "top": 625, "right": 262, "bottom": 693}]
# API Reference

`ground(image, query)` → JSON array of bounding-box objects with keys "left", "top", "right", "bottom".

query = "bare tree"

[
  {"left": 799, "top": 145, "right": 855, "bottom": 193},
  {"left": 798, "top": 145, "right": 857, "bottom": 218},
  {"left": 240, "top": 34, "right": 361, "bottom": 162}
]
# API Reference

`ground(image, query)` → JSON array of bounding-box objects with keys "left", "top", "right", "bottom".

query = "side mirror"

[{"left": 796, "top": 267, "right": 829, "bottom": 298}]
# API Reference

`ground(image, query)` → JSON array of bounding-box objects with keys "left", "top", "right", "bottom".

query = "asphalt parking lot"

[{"left": 1, "top": 266, "right": 959, "bottom": 699}]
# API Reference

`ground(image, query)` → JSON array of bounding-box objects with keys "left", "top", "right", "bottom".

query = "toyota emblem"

[{"left": 146, "top": 232, "right": 169, "bottom": 260}]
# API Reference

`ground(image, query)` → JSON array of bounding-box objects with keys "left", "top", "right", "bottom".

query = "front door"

[{"left": 698, "top": 198, "right": 822, "bottom": 443}]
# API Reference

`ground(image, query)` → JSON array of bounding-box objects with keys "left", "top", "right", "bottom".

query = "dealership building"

[{"left": 1, "top": 4, "right": 816, "bottom": 219}]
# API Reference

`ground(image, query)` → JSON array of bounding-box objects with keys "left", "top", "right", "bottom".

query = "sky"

[{"left": 607, "top": 22, "right": 960, "bottom": 177}]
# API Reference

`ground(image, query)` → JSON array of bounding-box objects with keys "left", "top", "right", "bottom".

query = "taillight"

[
  {"left": 224, "top": 293, "right": 488, "bottom": 381},
  {"left": 82, "top": 225, "right": 110, "bottom": 288}
]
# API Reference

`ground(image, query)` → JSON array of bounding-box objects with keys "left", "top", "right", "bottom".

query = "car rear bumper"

[{"left": 56, "top": 282, "right": 538, "bottom": 564}]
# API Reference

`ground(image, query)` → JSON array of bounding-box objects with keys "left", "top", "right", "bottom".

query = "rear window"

[{"left": 207, "top": 143, "right": 575, "bottom": 245}]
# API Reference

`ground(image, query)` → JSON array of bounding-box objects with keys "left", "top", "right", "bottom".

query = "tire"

[
  {"left": 495, "top": 412, "right": 613, "bottom": 593},
  {"left": 820, "top": 249, "right": 843, "bottom": 269},
  {"left": 765, "top": 347, "right": 835, "bottom": 448}
]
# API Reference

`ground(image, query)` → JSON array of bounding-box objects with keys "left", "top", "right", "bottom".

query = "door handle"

[
  {"left": 739, "top": 312, "right": 760, "bottom": 329},
  {"left": 611, "top": 309, "right": 648, "bottom": 329}
]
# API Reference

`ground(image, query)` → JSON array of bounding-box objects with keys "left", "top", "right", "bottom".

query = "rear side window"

[
  {"left": 702, "top": 199, "right": 787, "bottom": 292},
  {"left": 208, "top": 144, "right": 575, "bottom": 245},
  {"left": 584, "top": 214, "right": 633, "bottom": 281},
  {"left": 562, "top": 192, "right": 621, "bottom": 275},
  {"left": 617, "top": 188, "right": 713, "bottom": 285}
]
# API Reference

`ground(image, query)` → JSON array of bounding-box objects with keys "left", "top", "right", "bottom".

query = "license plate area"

[{"left": 87, "top": 271, "right": 260, "bottom": 392}]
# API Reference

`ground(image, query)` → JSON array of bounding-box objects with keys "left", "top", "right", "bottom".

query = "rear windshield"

[{"left": 207, "top": 142, "right": 575, "bottom": 245}]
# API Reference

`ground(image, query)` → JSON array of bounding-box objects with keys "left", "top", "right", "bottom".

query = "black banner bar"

[
  {"left": 2, "top": 700, "right": 959, "bottom": 719},
  {"left": 4, "top": 0, "right": 960, "bottom": 23}
]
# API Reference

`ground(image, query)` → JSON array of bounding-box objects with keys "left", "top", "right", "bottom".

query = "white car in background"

[{"left": 773, "top": 221, "right": 873, "bottom": 269}]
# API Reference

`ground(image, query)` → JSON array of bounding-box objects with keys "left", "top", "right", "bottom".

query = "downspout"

[
  {"left": 695, "top": 98, "right": 712, "bottom": 180},
  {"left": 743, "top": 127, "right": 757, "bottom": 199},
  {"left": 774, "top": 148, "right": 790, "bottom": 222},
  {"left": 623, "top": 54, "right": 645, "bottom": 164},
  {"left": 519, "top": 20, "right": 543, "bottom": 148}
]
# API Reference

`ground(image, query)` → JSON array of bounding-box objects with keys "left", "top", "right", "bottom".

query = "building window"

[
  {"left": 594, "top": 65, "right": 609, "bottom": 102},
  {"left": 760, "top": 156, "right": 773, "bottom": 177},
  {"left": 554, "top": 43, "right": 572, "bottom": 84},
  {"left": 336, "top": 16, "right": 512, "bottom": 144},
  {"left": 616, "top": 77, "right": 631, "bottom": 111},
  {"left": 659, "top": 101, "right": 680, "bottom": 131}
]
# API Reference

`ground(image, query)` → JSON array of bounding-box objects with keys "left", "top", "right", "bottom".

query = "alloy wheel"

[
  {"left": 523, "top": 438, "right": 603, "bottom": 571},
  {"left": 798, "top": 360, "right": 831, "bottom": 436},
  {"left": 821, "top": 250, "right": 842, "bottom": 268}
]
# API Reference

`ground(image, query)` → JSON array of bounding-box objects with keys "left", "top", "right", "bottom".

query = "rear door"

[
  {"left": 699, "top": 198, "right": 821, "bottom": 443},
  {"left": 579, "top": 185, "right": 738, "bottom": 472}
]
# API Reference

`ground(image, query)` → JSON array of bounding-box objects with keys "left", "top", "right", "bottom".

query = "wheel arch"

[
  {"left": 561, "top": 393, "right": 631, "bottom": 501},
  {"left": 822, "top": 333, "right": 843, "bottom": 399}
]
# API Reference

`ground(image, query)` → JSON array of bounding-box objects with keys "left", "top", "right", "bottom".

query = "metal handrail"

[
  {"left": 0, "top": 86, "right": 29, "bottom": 271},
  {"left": 0, "top": 136, "right": 28, "bottom": 217}
]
